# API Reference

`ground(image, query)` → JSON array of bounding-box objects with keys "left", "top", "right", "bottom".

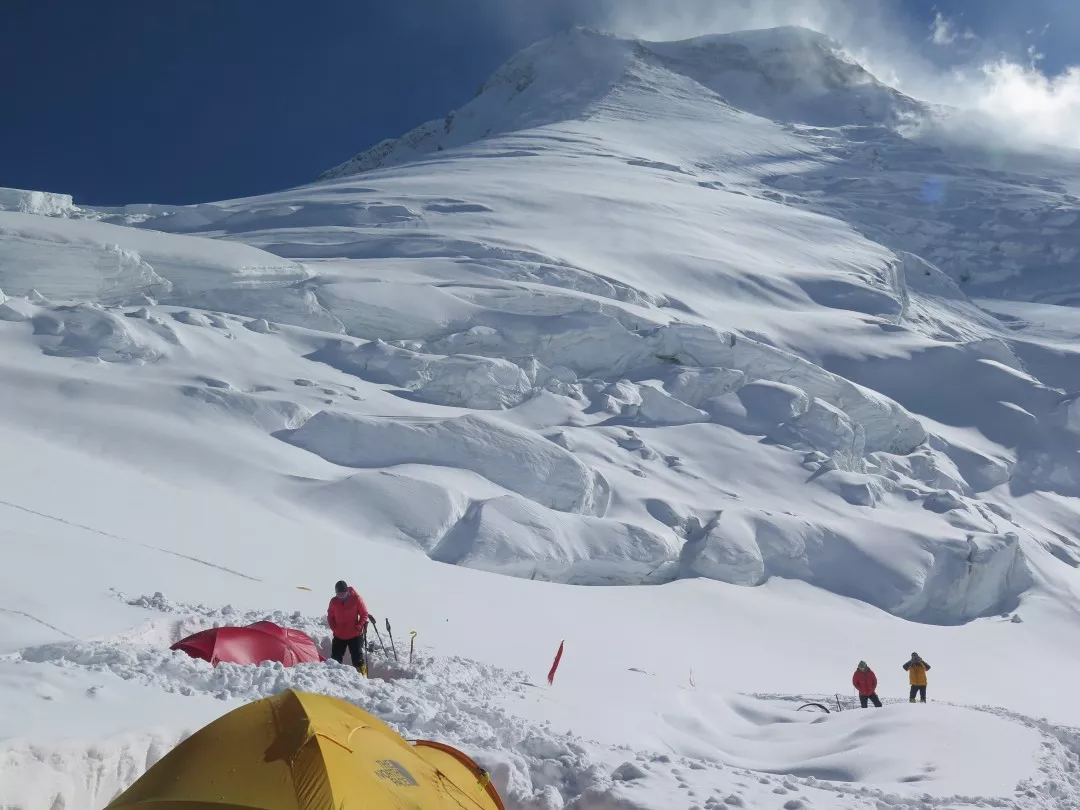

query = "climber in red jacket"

[
  {"left": 852, "top": 661, "right": 882, "bottom": 708},
  {"left": 327, "top": 580, "right": 369, "bottom": 673}
]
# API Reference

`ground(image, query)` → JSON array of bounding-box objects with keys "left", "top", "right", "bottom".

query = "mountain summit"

[{"left": 322, "top": 26, "right": 922, "bottom": 179}]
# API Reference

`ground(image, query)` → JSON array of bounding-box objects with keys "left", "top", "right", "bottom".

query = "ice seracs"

[{"left": 0, "top": 14, "right": 1075, "bottom": 618}]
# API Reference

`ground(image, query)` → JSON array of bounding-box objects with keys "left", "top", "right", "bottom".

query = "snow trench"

[{"left": 0, "top": 729, "right": 186, "bottom": 810}]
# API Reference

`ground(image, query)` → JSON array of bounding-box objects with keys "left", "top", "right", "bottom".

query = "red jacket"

[
  {"left": 852, "top": 668, "right": 877, "bottom": 696},
  {"left": 327, "top": 587, "right": 369, "bottom": 640}
]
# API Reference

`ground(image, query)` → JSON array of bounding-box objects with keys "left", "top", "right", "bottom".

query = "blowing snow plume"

[{"left": 587, "top": 0, "right": 1080, "bottom": 154}]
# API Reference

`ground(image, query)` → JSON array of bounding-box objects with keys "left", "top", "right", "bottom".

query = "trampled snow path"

[{"left": 1, "top": 594, "right": 1076, "bottom": 810}]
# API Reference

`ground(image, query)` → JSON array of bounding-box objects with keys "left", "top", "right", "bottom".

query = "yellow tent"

[{"left": 105, "top": 689, "right": 506, "bottom": 810}]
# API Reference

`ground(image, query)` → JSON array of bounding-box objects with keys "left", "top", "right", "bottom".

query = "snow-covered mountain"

[
  {"left": 322, "top": 27, "right": 923, "bottom": 178},
  {"left": 4, "top": 24, "right": 1080, "bottom": 810}
]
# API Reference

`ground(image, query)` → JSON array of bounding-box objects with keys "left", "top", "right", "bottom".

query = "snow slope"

[{"left": 3, "top": 22, "right": 1080, "bottom": 810}]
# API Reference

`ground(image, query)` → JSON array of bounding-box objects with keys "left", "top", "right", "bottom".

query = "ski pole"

[
  {"left": 409, "top": 631, "right": 417, "bottom": 666},
  {"left": 368, "top": 616, "right": 390, "bottom": 658},
  {"left": 385, "top": 618, "right": 400, "bottom": 662}
]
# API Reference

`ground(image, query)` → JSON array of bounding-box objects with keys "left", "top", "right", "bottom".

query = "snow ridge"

[{"left": 321, "top": 26, "right": 922, "bottom": 179}]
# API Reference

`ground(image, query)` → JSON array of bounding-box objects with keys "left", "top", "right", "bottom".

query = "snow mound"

[
  {"left": 431, "top": 494, "right": 677, "bottom": 584},
  {"left": 289, "top": 468, "right": 520, "bottom": 552},
  {"left": 412, "top": 356, "right": 533, "bottom": 409},
  {"left": 426, "top": 310, "right": 650, "bottom": 377},
  {"left": 767, "top": 399, "right": 866, "bottom": 472},
  {"left": 680, "top": 511, "right": 769, "bottom": 587},
  {"left": 667, "top": 367, "right": 747, "bottom": 408},
  {"left": 315, "top": 339, "right": 534, "bottom": 409},
  {"left": 32, "top": 303, "right": 177, "bottom": 363},
  {"left": 682, "top": 696, "right": 1039, "bottom": 797},
  {"left": 708, "top": 379, "right": 810, "bottom": 433},
  {"left": 655, "top": 325, "right": 926, "bottom": 454},
  {"left": 309, "top": 280, "right": 481, "bottom": 341},
  {"left": 178, "top": 287, "right": 345, "bottom": 334},
  {"left": 93, "top": 202, "right": 229, "bottom": 230},
  {"left": 244, "top": 317, "right": 275, "bottom": 334},
  {"left": 181, "top": 385, "right": 313, "bottom": 432},
  {"left": 284, "top": 411, "right": 607, "bottom": 514},
  {"left": 295, "top": 470, "right": 471, "bottom": 550},
  {"left": 630, "top": 384, "right": 711, "bottom": 426}
]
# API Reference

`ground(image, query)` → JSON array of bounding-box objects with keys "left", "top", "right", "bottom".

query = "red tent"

[{"left": 171, "top": 621, "right": 324, "bottom": 667}]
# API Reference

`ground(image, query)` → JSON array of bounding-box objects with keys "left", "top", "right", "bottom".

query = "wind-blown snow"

[{"left": 4, "top": 21, "right": 1080, "bottom": 810}]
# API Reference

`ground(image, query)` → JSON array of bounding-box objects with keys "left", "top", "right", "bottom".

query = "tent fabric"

[
  {"left": 105, "top": 689, "right": 505, "bottom": 810},
  {"left": 413, "top": 740, "right": 506, "bottom": 810},
  {"left": 170, "top": 621, "right": 324, "bottom": 667}
]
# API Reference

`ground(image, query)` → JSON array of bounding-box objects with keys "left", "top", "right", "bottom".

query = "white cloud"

[
  {"left": 929, "top": 11, "right": 976, "bottom": 46},
  {"left": 939, "top": 59, "right": 1080, "bottom": 150},
  {"left": 930, "top": 12, "right": 957, "bottom": 45},
  {"left": 584, "top": 0, "right": 1080, "bottom": 154}
]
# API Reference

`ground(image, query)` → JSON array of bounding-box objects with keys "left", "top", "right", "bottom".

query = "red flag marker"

[{"left": 547, "top": 640, "right": 565, "bottom": 685}]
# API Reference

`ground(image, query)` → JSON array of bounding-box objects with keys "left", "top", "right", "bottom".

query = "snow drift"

[{"left": 284, "top": 411, "right": 608, "bottom": 515}]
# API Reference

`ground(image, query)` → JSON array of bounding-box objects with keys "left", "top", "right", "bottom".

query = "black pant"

[
  {"left": 331, "top": 636, "right": 363, "bottom": 668},
  {"left": 910, "top": 685, "right": 927, "bottom": 702},
  {"left": 860, "top": 693, "right": 882, "bottom": 708}
]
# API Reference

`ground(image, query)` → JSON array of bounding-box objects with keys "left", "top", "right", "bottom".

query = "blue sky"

[{"left": 2, "top": 0, "right": 1075, "bottom": 205}]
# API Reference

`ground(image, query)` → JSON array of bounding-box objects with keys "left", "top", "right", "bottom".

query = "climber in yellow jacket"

[{"left": 903, "top": 652, "right": 930, "bottom": 702}]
